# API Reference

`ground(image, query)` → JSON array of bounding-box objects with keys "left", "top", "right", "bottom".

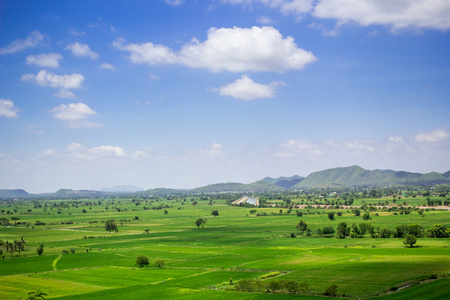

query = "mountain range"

[{"left": 1, "top": 165, "right": 450, "bottom": 198}]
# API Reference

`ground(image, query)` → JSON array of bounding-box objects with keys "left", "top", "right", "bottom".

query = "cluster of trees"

[
  {"left": 296, "top": 220, "right": 449, "bottom": 240},
  {"left": 233, "top": 278, "right": 310, "bottom": 295},
  {"left": 136, "top": 255, "right": 165, "bottom": 268},
  {"left": 0, "top": 238, "right": 26, "bottom": 257}
]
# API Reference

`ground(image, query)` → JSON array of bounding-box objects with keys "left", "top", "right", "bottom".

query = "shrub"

[
  {"left": 136, "top": 255, "right": 149, "bottom": 268},
  {"left": 322, "top": 284, "right": 338, "bottom": 297}
]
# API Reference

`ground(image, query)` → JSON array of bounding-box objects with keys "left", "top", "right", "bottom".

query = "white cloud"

[
  {"left": 313, "top": 0, "right": 450, "bottom": 32},
  {"left": 65, "top": 42, "right": 99, "bottom": 59},
  {"left": 222, "top": 0, "right": 313, "bottom": 17},
  {"left": 99, "top": 63, "right": 115, "bottom": 70},
  {"left": 0, "top": 30, "right": 44, "bottom": 55},
  {"left": 50, "top": 103, "right": 96, "bottom": 120},
  {"left": 223, "top": 1, "right": 450, "bottom": 32},
  {"left": 216, "top": 75, "right": 282, "bottom": 100},
  {"left": 69, "top": 29, "right": 86, "bottom": 36},
  {"left": 50, "top": 103, "right": 101, "bottom": 128},
  {"left": 0, "top": 98, "right": 19, "bottom": 118},
  {"left": 114, "top": 26, "right": 316, "bottom": 72},
  {"left": 389, "top": 136, "right": 403, "bottom": 143},
  {"left": 28, "top": 125, "right": 44, "bottom": 135},
  {"left": 165, "top": 0, "right": 185, "bottom": 6},
  {"left": 54, "top": 89, "right": 76, "bottom": 98},
  {"left": 42, "top": 149, "right": 56, "bottom": 156},
  {"left": 26, "top": 53, "right": 63, "bottom": 68},
  {"left": 414, "top": 128, "right": 450, "bottom": 142},
  {"left": 257, "top": 16, "right": 274, "bottom": 25},
  {"left": 21, "top": 70, "right": 84, "bottom": 90},
  {"left": 67, "top": 143, "right": 127, "bottom": 160}
]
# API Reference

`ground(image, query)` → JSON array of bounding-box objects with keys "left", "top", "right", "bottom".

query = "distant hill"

[
  {"left": 294, "top": 165, "right": 450, "bottom": 188},
  {"left": 0, "top": 189, "right": 29, "bottom": 198},
  {"left": 53, "top": 189, "right": 103, "bottom": 198},
  {"left": 191, "top": 180, "right": 284, "bottom": 194},
  {"left": 100, "top": 185, "right": 144, "bottom": 193},
  {"left": 262, "top": 175, "right": 304, "bottom": 189}
]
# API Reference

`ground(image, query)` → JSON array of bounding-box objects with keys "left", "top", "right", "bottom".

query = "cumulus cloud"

[
  {"left": 54, "top": 89, "right": 76, "bottom": 98},
  {"left": 313, "top": 0, "right": 450, "bottom": 32},
  {"left": 221, "top": 1, "right": 450, "bottom": 32},
  {"left": 216, "top": 75, "right": 282, "bottom": 100},
  {"left": 0, "top": 98, "right": 19, "bottom": 118},
  {"left": 114, "top": 26, "right": 316, "bottom": 72},
  {"left": 67, "top": 143, "right": 127, "bottom": 160},
  {"left": 414, "top": 127, "right": 450, "bottom": 142},
  {"left": 50, "top": 103, "right": 102, "bottom": 128},
  {"left": 99, "top": 63, "right": 115, "bottom": 70},
  {"left": 26, "top": 53, "right": 62, "bottom": 68},
  {"left": 0, "top": 30, "right": 44, "bottom": 55},
  {"left": 21, "top": 70, "right": 84, "bottom": 90},
  {"left": 65, "top": 42, "right": 99, "bottom": 59}
]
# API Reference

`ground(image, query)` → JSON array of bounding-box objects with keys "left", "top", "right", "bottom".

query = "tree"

[
  {"left": 155, "top": 259, "right": 165, "bottom": 268},
  {"left": 426, "top": 224, "right": 449, "bottom": 238},
  {"left": 362, "top": 212, "right": 370, "bottom": 220},
  {"left": 27, "top": 290, "right": 47, "bottom": 300},
  {"left": 328, "top": 212, "right": 335, "bottom": 221},
  {"left": 195, "top": 218, "right": 207, "bottom": 228},
  {"left": 407, "top": 224, "right": 424, "bottom": 238},
  {"left": 105, "top": 219, "right": 118, "bottom": 233},
  {"left": 322, "top": 284, "right": 338, "bottom": 297},
  {"left": 379, "top": 227, "right": 392, "bottom": 238},
  {"left": 36, "top": 243, "right": 44, "bottom": 256},
  {"left": 136, "top": 255, "right": 149, "bottom": 268},
  {"left": 350, "top": 223, "right": 361, "bottom": 238},
  {"left": 403, "top": 234, "right": 417, "bottom": 248},
  {"left": 11, "top": 216, "right": 20, "bottom": 225},
  {"left": 296, "top": 220, "right": 307, "bottom": 233},
  {"left": 354, "top": 208, "right": 361, "bottom": 216},
  {"left": 335, "top": 222, "right": 349, "bottom": 239},
  {"left": 211, "top": 210, "right": 219, "bottom": 217}
]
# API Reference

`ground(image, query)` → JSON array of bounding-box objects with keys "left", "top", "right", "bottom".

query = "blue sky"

[{"left": 1, "top": 0, "right": 450, "bottom": 193}]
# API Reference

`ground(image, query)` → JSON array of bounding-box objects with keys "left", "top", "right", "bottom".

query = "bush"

[
  {"left": 322, "top": 284, "right": 338, "bottom": 297},
  {"left": 136, "top": 255, "right": 149, "bottom": 268}
]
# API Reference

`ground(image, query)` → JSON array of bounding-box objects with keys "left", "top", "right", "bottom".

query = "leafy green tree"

[
  {"left": 407, "top": 224, "right": 424, "bottom": 238},
  {"left": 296, "top": 220, "right": 307, "bottom": 233},
  {"left": 328, "top": 212, "right": 335, "bottom": 221},
  {"left": 354, "top": 208, "right": 361, "bottom": 216},
  {"left": 403, "top": 234, "right": 417, "bottom": 248},
  {"left": 211, "top": 210, "right": 219, "bottom": 217},
  {"left": 322, "top": 284, "right": 338, "bottom": 297},
  {"left": 426, "top": 224, "right": 449, "bottom": 237},
  {"left": 350, "top": 223, "right": 361, "bottom": 238},
  {"left": 11, "top": 216, "right": 20, "bottom": 225},
  {"left": 136, "top": 255, "right": 149, "bottom": 268},
  {"left": 362, "top": 212, "right": 370, "bottom": 220},
  {"left": 335, "top": 222, "right": 349, "bottom": 239},
  {"left": 36, "top": 243, "right": 44, "bottom": 256},
  {"left": 195, "top": 218, "right": 207, "bottom": 228},
  {"left": 379, "top": 227, "right": 392, "bottom": 238},
  {"left": 105, "top": 219, "right": 118, "bottom": 233}
]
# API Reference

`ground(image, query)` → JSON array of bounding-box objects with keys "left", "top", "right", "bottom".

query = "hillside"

[
  {"left": 294, "top": 166, "right": 450, "bottom": 188},
  {"left": 0, "top": 189, "right": 29, "bottom": 198},
  {"left": 191, "top": 180, "right": 284, "bottom": 194},
  {"left": 262, "top": 175, "right": 304, "bottom": 189},
  {"left": 100, "top": 185, "right": 144, "bottom": 192}
]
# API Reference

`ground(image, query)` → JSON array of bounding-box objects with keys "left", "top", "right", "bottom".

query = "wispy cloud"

[
  {"left": 0, "top": 98, "right": 19, "bottom": 118},
  {"left": 65, "top": 42, "right": 99, "bottom": 59},
  {"left": 0, "top": 30, "right": 44, "bottom": 55},
  {"left": 50, "top": 103, "right": 102, "bottom": 128},
  {"left": 26, "top": 53, "right": 63, "bottom": 68}
]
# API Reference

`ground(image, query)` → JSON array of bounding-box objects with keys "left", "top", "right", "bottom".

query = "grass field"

[{"left": 0, "top": 195, "right": 449, "bottom": 299}]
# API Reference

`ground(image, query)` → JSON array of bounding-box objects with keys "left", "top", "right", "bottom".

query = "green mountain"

[
  {"left": 262, "top": 175, "right": 304, "bottom": 189},
  {"left": 191, "top": 180, "right": 284, "bottom": 194},
  {"left": 293, "top": 166, "right": 450, "bottom": 188}
]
